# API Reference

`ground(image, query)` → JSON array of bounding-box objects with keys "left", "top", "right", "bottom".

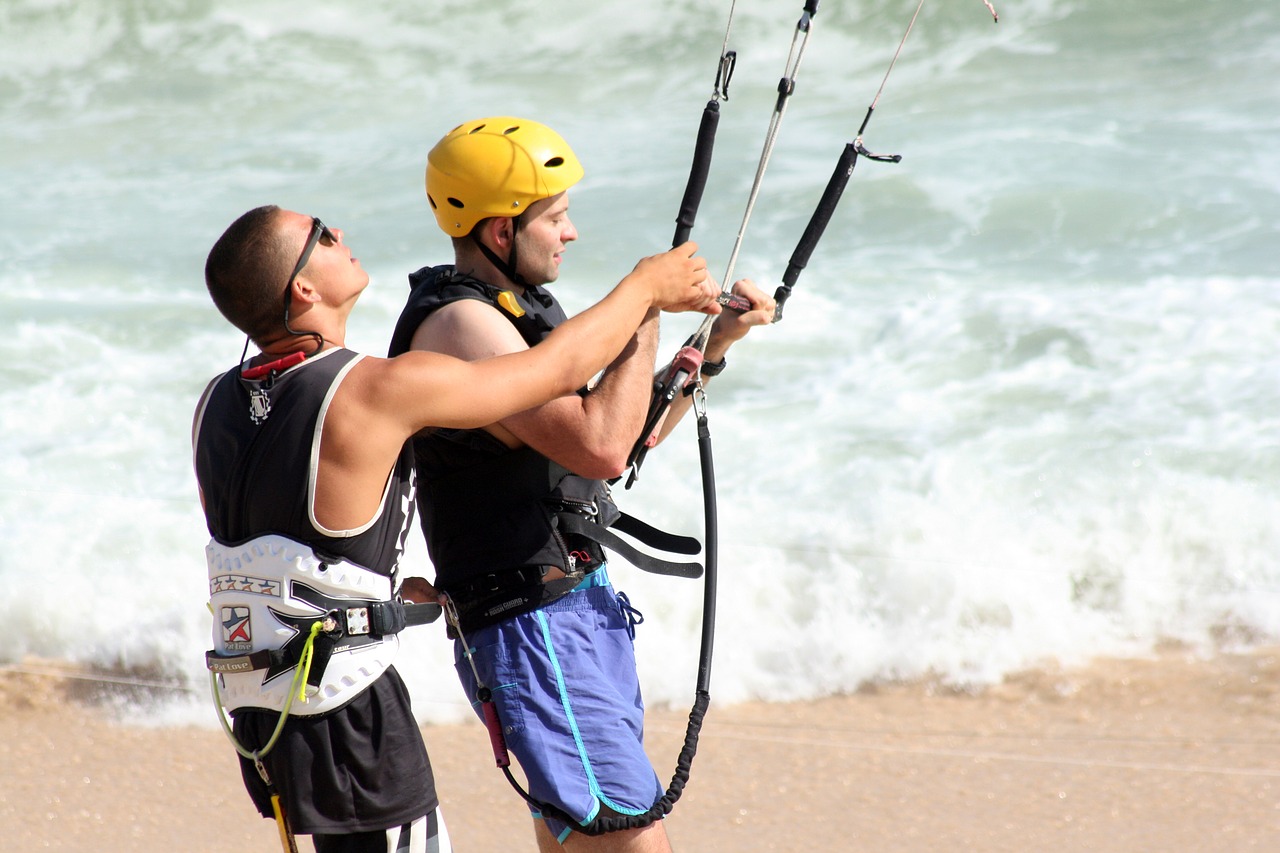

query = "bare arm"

[
  {"left": 313, "top": 245, "right": 718, "bottom": 529},
  {"left": 410, "top": 300, "right": 664, "bottom": 480}
]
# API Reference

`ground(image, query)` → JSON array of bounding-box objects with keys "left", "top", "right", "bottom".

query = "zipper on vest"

[{"left": 550, "top": 498, "right": 597, "bottom": 572}]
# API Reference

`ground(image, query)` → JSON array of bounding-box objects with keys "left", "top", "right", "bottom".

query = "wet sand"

[{"left": 3, "top": 647, "right": 1279, "bottom": 851}]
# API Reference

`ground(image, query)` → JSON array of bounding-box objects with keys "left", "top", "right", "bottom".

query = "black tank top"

[{"left": 194, "top": 347, "right": 415, "bottom": 574}]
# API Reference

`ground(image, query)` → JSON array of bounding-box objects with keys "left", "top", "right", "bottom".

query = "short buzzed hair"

[{"left": 204, "top": 205, "right": 293, "bottom": 341}]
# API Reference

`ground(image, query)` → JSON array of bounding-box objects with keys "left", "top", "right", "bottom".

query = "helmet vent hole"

[
  {"left": 544, "top": 157, "right": 565, "bottom": 168},
  {"left": 447, "top": 197, "right": 465, "bottom": 209}
]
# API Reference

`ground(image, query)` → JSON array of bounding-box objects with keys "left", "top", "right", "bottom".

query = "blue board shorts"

[{"left": 453, "top": 566, "right": 662, "bottom": 843}]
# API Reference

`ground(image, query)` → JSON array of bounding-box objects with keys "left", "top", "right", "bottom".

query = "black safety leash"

[
  {"left": 774, "top": 0, "right": 999, "bottom": 320},
  {"left": 455, "top": 384, "right": 722, "bottom": 836}
]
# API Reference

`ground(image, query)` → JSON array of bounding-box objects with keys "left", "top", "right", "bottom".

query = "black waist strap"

[
  {"left": 559, "top": 511, "right": 703, "bottom": 579},
  {"left": 443, "top": 568, "right": 584, "bottom": 635},
  {"left": 205, "top": 599, "right": 441, "bottom": 674},
  {"left": 364, "top": 600, "right": 444, "bottom": 634},
  {"left": 440, "top": 510, "right": 703, "bottom": 634}
]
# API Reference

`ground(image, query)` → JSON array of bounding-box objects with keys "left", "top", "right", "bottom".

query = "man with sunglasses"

[
  {"left": 194, "top": 204, "right": 719, "bottom": 853},
  {"left": 388, "top": 118, "right": 775, "bottom": 852}
]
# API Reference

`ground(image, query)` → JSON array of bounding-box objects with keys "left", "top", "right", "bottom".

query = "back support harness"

[{"left": 203, "top": 534, "right": 441, "bottom": 851}]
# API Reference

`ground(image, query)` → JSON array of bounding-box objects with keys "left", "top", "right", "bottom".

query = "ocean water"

[{"left": 2, "top": 0, "right": 1278, "bottom": 724}]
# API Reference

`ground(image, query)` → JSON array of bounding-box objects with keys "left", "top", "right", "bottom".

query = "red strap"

[{"left": 241, "top": 350, "right": 306, "bottom": 380}]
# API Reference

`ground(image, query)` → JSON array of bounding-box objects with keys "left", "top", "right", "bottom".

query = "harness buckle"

[{"left": 345, "top": 606, "right": 371, "bottom": 636}]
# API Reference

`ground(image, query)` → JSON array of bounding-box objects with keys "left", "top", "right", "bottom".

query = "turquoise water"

[{"left": 1, "top": 0, "right": 1278, "bottom": 721}]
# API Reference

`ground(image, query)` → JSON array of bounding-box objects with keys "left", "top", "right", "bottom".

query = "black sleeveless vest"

[
  {"left": 388, "top": 266, "right": 618, "bottom": 625},
  {"left": 194, "top": 347, "right": 416, "bottom": 576}
]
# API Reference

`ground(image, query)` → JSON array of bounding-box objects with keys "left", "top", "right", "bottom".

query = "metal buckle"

[{"left": 345, "top": 606, "right": 371, "bottom": 636}]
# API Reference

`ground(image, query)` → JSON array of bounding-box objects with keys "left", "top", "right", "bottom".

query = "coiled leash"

[{"left": 445, "top": 388, "right": 720, "bottom": 836}]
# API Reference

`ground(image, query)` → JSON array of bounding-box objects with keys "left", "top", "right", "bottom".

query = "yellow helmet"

[{"left": 426, "top": 116, "right": 584, "bottom": 237}]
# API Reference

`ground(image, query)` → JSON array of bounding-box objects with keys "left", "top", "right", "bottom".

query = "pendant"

[{"left": 248, "top": 386, "right": 272, "bottom": 423}]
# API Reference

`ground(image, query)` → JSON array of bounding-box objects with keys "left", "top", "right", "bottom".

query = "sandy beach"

[{"left": 3, "top": 647, "right": 1278, "bottom": 852}]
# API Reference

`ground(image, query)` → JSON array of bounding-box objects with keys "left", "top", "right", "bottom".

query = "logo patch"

[
  {"left": 210, "top": 573, "right": 281, "bottom": 597},
  {"left": 221, "top": 606, "right": 253, "bottom": 651},
  {"left": 248, "top": 387, "right": 272, "bottom": 423}
]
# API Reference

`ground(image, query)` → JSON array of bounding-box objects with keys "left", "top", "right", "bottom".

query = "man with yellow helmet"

[{"left": 389, "top": 117, "right": 774, "bottom": 851}]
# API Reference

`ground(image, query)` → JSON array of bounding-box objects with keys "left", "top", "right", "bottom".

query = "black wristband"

[{"left": 700, "top": 355, "right": 727, "bottom": 377}]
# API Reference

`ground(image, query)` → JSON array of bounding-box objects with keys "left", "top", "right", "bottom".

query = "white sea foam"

[{"left": 1, "top": 0, "right": 1278, "bottom": 723}]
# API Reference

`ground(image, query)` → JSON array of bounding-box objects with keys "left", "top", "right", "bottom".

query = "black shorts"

[{"left": 232, "top": 666, "right": 438, "bottom": 835}]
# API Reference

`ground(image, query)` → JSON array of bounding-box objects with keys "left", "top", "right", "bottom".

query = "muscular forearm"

[
  {"left": 575, "top": 308, "right": 662, "bottom": 463},
  {"left": 538, "top": 277, "right": 661, "bottom": 396}
]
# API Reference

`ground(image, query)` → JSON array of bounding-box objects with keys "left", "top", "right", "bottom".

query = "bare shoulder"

[
  {"left": 410, "top": 297, "right": 529, "bottom": 360},
  {"left": 344, "top": 350, "right": 453, "bottom": 401},
  {"left": 328, "top": 351, "right": 462, "bottom": 443}
]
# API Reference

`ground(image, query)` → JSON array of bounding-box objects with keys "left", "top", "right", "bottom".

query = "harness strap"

[
  {"left": 611, "top": 512, "right": 702, "bottom": 555},
  {"left": 446, "top": 566, "right": 546, "bottom": 602},
  {"left": 445, "top": 571, "right": 585, "bottom": 636},
  {"left": 205, "top": 647, "right": 287, "bottom": 674},
  {"left": 204, "top": 599, "right": 440, "bottom": 676},
  {"left": 367, "top": 600, "right": 444, "bottom": 634},
  {"left": 440, "top": 506, "right": 702, "bottom": 634},
  {"left": 558, "top": 513, "right": 703, "bottom": 579}
]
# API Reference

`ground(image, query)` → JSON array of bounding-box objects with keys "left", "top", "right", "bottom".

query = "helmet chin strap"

[{"left": 473, "top": 216, "right": 527, "bottom": 288}]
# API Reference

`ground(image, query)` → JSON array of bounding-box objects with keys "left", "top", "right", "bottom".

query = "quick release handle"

[
  {"left": 774, "top": 141, "right": 858, "bottom": 321},
  {"left": 672, "top": 100, "right": 722, "bottom": 248},
  {"left": 479, "top": 691, "right": 511, "bottom": 768},
  {"left": 624, "top": 346, "right": 704, "bottom": 482}
]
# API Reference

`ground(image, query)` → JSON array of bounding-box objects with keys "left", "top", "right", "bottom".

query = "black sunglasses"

[
  {"left": 282, "top": 217, "right": 337, "bottom": 322},
  {"left": 285, "top": 217, "right": 337, "bottom": 294}
]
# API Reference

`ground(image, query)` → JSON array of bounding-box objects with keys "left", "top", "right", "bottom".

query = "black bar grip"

[
  {"left": 783, "top": 141, "right": 858, "bottom": 289},
  {"left": 774, "top": 141, "right": 858, "bottom": 322},
  {"left": 672, "top": 100, "right": 721, "bottom": 248}
]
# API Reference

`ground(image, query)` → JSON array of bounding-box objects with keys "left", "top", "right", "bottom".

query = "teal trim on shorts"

[{"left": 534, "top": 586, "right": 650, "bottom": 821}]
